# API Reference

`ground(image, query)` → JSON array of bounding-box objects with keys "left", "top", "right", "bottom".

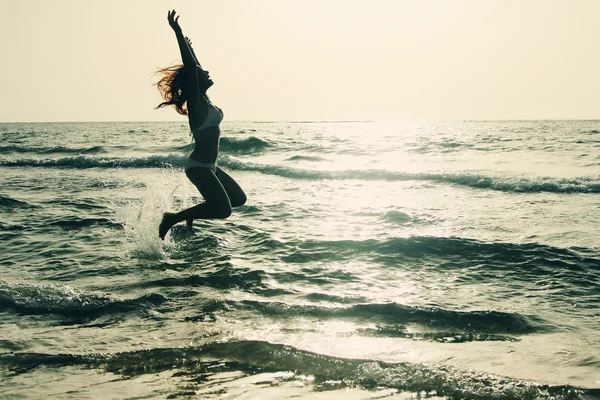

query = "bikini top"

[{"left": 191, "top": 101, "right": 223, "bottom": 136}]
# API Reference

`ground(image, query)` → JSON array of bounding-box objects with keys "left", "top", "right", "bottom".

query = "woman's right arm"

[{"left": 168, "top": 10, "right": 199, "bottom": 101}]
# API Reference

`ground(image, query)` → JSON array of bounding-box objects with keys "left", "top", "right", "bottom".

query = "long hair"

[{"left": 154, "top": 64, "right": 189, "bottom": 115}]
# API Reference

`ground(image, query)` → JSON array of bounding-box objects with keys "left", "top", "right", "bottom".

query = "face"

[{"left": 198, "top": 68, "right": 214, "bottom": 91}]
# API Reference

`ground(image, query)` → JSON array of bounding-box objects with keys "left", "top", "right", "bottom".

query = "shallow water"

[{"left": 1, "top": 120, "right": 599, "bottom": 399}]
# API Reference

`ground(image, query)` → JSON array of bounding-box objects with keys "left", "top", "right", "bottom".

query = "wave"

[
  {"left": 218, "top": 159, "right": 600, "bottom": 193},
  {"left": 0, "top": 136, "right": 271, "bottom": 156},
  {"left": 1, "top": 341, "right": 593, "bottom": 399},
  {"left": 0, "top": 222, "right": 26, "bottom": 241},
  {"left": 357, "top": 325, "right": 518, "bottom": 342},
  {"left": 140, "top": 266, "right": 291, "bottom": 297},
  {"left": 3, "top": 154, "right": 599, "bottom": 194},
  {"left": 259, "top": 236, "right": 600, "bottom": 296},
  {"left": 234, "top": 300, "right": 546, "bottom": 334},
  {"left": 220, "top": 136, "right": 271, "bottom": 154},
  {"left": 381, "top": 210, "right": 413, "bottom": 224},
  {"left": 0, "top": 195, "right": 36, "bottom": 209},
  {"left": 0, "top": 221, "right": 26, "bottom": 232},
  {"left": 410, "top": 141, "right": 476, "bottom": 154},
  {"left": 370, "top": 237, "right": 600, "bottom": 276},
  {"left": 222, "top": 229, "right": 600, "bottom": 282},
  {"left": 270, "top": 267, "right": 359, "bottom": 284},
  {"left": 284, "top": 155, "right": 330, "bottom": 162},
  {"left": 0, "top": 145, "right": 109, "bottom": 155},
  {"left": 47, "top": 216, "right": 123, "bottom": 230},
  {"left": 0, "top": 281, "right": 167, "bottom": 319},
  {"left": 303, "top": 292, "right": 368, "bottom": 304},
  {"left": 43, "top": 198, "right": 109, "bottom": 211},
  {"left": 0, "top": 154, "right": 187, "bottom": 169},
  {"left": 274, "top": 235, "right": 600, "bottom": 265}
]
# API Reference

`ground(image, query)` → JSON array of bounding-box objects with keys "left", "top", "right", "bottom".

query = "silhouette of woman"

[{"left": 156, "top": 10, "right": 246, "bottom": 240}]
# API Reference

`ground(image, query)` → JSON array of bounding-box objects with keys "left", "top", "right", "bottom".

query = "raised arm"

[
  {"left": 168, "top": 10, "right": 199, "bottom": 101},
  {"left": 185, "top": 36, "right": 201, "bottom": 67}
]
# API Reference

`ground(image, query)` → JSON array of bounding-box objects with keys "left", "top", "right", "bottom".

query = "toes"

[{"left": 159, "top": 213, "right": 176, "bottom": 240}]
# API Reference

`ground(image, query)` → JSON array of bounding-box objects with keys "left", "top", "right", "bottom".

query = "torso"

[
  {"left": 190, "top": 126, "right": 220, "bottom": 164},
  {"left": 188, "top": 96, "right": 223, "bottom": 164}
]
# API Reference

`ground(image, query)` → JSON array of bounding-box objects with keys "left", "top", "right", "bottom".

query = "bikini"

[{"left": 185, "top": 101, "right": 223, "bottom": 173}]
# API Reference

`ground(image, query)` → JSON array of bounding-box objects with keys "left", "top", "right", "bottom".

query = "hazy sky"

[{"left": 1, "top": 0, "right": 598, "bottom": 122}]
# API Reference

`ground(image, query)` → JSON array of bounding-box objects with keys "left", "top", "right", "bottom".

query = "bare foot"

[{"left": 159, "top": 212, "right": 177, "bottom": 240}]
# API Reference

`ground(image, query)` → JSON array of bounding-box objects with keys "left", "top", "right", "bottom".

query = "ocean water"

[{"left": 0, "top": 120, "right": 599, "bottom": 399}]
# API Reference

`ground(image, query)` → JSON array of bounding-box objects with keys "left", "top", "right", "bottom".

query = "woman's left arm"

[
  {"left": 168, "top": 10, "right": 199, "bottom": 101},
  {"left": 185, "top": 36, "right": 201, "bottom": 67}
]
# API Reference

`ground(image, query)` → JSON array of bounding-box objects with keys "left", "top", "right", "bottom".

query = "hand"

[
  {"left": 185, "top": 36, "right": 202, "bottom": 66},
  {"left": 167, "top": 10, "right": 182, "bottom": 34}
]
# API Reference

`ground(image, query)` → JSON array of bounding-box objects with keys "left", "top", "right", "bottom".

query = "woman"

[{"left": 156, "top": 10, "right": 246, "bottom": 240}]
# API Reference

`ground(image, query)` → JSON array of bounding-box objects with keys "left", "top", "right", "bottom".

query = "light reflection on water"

[{"left": 0, "top": 120, "right": 599, "bottom": 397}]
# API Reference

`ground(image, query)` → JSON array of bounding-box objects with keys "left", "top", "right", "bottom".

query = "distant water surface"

[{"left": 1, "top": 120, "right": 599, "bottom": 399}]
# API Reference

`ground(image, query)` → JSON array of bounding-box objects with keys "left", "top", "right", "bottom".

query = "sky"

[{"left": 1, "top": 0, "right": 599, "bottom": 122}]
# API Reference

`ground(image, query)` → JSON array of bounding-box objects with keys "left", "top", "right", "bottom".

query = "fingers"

[{"left": 167, "top": 10, "right": 182, "bottom": 32}]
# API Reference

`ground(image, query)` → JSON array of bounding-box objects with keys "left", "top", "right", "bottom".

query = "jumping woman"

[{"left": 156, "top": 10, "right": 246, "bottom": 240}]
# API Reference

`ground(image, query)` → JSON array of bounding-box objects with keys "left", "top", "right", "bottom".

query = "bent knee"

[
  {"left": 221, "top": 207, "right": 232, "bottom": 219},
  {"left": 232, "top": 194, "right": 247, "bottom": 208},
  {"left": 213, "top": 204, "right": 232, "bottom": 219}
]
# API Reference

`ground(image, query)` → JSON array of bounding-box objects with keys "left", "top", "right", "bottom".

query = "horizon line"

[{"left": 1, "top": 118, "right": 599, "bottom": 124}]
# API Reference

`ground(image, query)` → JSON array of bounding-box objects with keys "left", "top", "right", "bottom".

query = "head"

[
  {"left": 199, "top": 68, "right": 214, "bottom": 92},
  {"left": 154, "top": 64, "right": 214, "bottom": 115}
]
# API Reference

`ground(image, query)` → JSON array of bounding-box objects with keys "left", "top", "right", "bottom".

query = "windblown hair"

[{"left": 155, "top": 64, "right": 189, "bottom": 116}]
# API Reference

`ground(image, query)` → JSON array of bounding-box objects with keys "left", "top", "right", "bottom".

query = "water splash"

[{"left": 114, "top": 169, "right": 187, "bottom": 258}]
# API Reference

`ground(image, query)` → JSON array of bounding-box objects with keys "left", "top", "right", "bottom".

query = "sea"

[{"left": 0, "top": 120, "right": 599, "bottom": 399}]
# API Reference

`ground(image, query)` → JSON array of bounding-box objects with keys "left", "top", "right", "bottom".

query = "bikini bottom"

[{"left": 184, "top": 157, "right": 216, "bottom": 173}]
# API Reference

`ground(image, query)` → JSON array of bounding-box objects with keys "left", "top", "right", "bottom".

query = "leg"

[
  {"left": 159, "top": 167, "right": 232, "bottom": 240},
  {"left": 186, "top": 167, "right": 245, "bottom": 231},
  {"left": 215, "top": 166, "right": 247, "bottom": 207}
]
